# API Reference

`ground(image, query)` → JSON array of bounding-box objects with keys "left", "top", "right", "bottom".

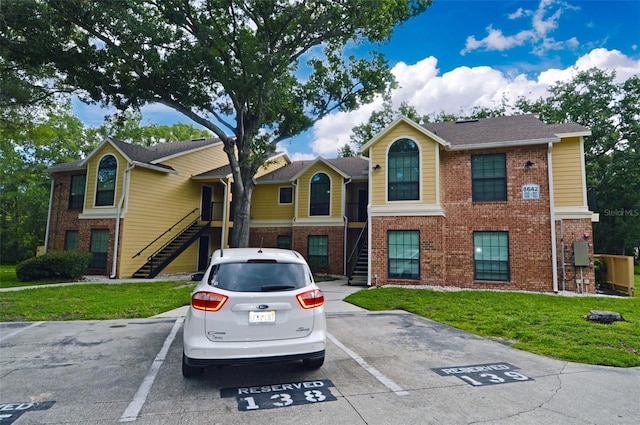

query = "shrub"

[{"left": 16, "top": 251, "right": 93, "bottom": 282}]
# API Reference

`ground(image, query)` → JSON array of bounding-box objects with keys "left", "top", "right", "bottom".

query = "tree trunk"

[{"left": 229, "top": 185, "right": 253, "bottom": 248}]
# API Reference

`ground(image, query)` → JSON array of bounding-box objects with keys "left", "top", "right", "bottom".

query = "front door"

[
  {"left": 357, "top": 189, "right": 368, "bottom": 222},
  {"left": 201, "top": 186, "right": 213, "bottom": 221},
  {"left": 197, "top": 236, "right": 210, "bottom": 271}
]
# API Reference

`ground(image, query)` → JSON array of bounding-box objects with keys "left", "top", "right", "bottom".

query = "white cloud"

[
  {"left": 306, "top": 48, "right": 640, "bottom": 158},
  {"left": 461, "top": 0, "right": 580, "bottom": 56}
]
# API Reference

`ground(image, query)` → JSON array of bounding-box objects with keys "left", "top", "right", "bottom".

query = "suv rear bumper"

[{"left": 184, "top": 349, "right": 325, "bottom": 367}]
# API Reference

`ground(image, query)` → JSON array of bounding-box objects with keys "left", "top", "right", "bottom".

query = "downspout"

[
  {"left": 44, "top": 179, "right": 56, "bottom": 253},
  {"left": 219, "top": 178, "right": 228, "bottom": 256},
  {"left": 548, "top": 142, "right": 559, "bottom": 293},
  {"left": 343, "top": 178, "right": 351, "bottom": 276},
  {"left": 367, "top": 163, "right": 373, "bottom": 287},
  {"left": 291, "top": 180, "right": 298, "bottom": 250},
  {"left": 110, "top": 163, "right": 135, "bottom": 278}
]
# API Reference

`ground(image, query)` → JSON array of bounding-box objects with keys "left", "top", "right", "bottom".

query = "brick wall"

[
  {"left": 555, "top": 219, "right": 596, "bottom": 293},
  {"left": 292, "top": 226, "right": 345, "bottom": 275},
  {"left": 48, "top": 171, "right": 118, "bottom": 276},
  {"left": 370, "top": 145, "right": 594, "bottom": 293}
]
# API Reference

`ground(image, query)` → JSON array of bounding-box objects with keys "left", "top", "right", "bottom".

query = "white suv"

[{"left": 182, "top": 248, "right": 327, "bottom": 377}]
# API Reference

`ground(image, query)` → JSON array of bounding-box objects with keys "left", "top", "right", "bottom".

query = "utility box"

[{"left": 573, "top": 241, "right": 590, "bottom": 266}]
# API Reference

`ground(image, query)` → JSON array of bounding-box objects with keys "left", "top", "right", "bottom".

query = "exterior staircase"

[
  {"left": 132, "top": 220, "right": 210, "bottom": 278},
  {"left": 348, "top": 239, "right": 369, "bottom": 286}
]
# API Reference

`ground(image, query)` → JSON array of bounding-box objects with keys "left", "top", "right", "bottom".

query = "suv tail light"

[
  {"left": 191, "top": 291, "right": 228, "bottom": 312},
  {"left": 296, "top": 289, "right": 324, "bottom": 309}
]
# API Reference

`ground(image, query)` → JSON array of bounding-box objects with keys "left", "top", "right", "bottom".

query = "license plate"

[{"left": 249, "top": 311, "right": 275, "bottom": 324}]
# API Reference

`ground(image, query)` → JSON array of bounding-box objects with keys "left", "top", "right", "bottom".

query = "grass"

[
  {"left": 0, "top": 281, "right": 194, "bottom": 321},
  {"left": 2, "top": 265, "right": 639, "bottom": 367},
  {"left": 344, "top": 288, "right": 640, "bottom": 367}
]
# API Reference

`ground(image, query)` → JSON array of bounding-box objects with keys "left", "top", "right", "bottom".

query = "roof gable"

[{"left": 362, "top": 114, "right": 590, "bottom": 152}]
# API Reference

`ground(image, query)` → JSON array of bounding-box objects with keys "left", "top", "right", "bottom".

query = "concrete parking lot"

[{"left": 1, "top": 279, "right": 639, "bottom": 424}]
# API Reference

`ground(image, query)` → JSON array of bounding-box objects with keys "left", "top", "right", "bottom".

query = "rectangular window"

[
  {"left": 474, "top": 231, "right": 510, "bottom": 281},
  {"left": 277, "top": 235, "right": 291, "bottom": 249},
  {"left": 65, "top": 231, "right": 79, "bottom": 251},
  {"left": 68, "top": 174, "right": 86, "bottom": 209},
  {"left": 472, "top": 153, "right": 507, "bottom": 202},
  {"left": 90, "top": 229, "right": 109, "bottom": 270},
  {"left": 388, "top": 230, "right": 420, "bottom": 279},
  {"left": 279, "top": 187, "right": 293, "bottom": 204},
  {"left": 307, "top": 236, "right": 328, "bottom": 271}
]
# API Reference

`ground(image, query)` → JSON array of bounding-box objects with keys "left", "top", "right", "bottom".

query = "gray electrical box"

[{"left": 573, "top": 241, "right": 590, "bottom": 266}]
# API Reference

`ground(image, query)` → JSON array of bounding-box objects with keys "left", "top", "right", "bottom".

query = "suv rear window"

[{"left": 209, "top": 262, "right": 309, "bottom": 292}]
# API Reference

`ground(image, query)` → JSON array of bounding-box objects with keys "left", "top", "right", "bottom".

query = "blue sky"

[{"left": 74, "top": 0, "right": 640, "bottom": 160}]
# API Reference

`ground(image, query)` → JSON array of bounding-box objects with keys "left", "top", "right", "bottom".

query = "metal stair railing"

[
  {"left": 346, "top": 220, "right": 368, "bottom": 279},
  {"left": 132, "top": 208, "right": 199, "bottom": 259}
]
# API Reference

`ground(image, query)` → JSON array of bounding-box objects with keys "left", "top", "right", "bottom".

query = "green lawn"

[
  {"left": 1, "top": 281, "right": 194, "bottom": 321},
  {"left": 345, "top": 288, "right": 640, "bottom": 367},
  {"left": 2, "top": 264, "right": 639, "bottom": 367}
]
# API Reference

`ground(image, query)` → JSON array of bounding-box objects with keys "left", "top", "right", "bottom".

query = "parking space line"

[
  {"left": 119, "top": 317, "right": 184, "bottom": 422},
  {"left": 0, "top": 322, "right": 45, "bottom": 343},
  {"left": 327, "top": 332, "right": 409, "bottom": 396}
]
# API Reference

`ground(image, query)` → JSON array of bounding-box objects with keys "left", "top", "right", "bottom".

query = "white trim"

[
  {"left": 579, "top": 137, "right": 588, "bottom": 208},
  {"left": 79, "top": 208, "right": 119, "bottom": 219},
  {"left": 434, "top": 142, "right": 441, "bottom": 205},
  {"left": 371, "top": 204, "right": 445, "bottom": 216},
  {"left": 450, "top": 137, "right": 559, "bottom": 151},
  {"left": 278, "top": 186, "right": 294, "bottom": 205},
  {"left": 308, "top": 171, "right": 332, "bottom": 218},
  {"left": 293, "top": 217, "right": 344, "bottom": 227},
  {"left": 385, "top": 136, "right": 422, "bottom": 203},
  {"left": 93, "top": 153, "right": 119, "bottom": 208},
  {"left": 554, "top": 131, "right": 591, "bottom": 138},
  {"left": 548, "top": 143, "right": 558, "bottom": 293},
  {"left": 361, "top": 115, "right": 449, "bottom": 152},
  {"left": 554, "top": 206, "right": 594, "bottom": 219}
]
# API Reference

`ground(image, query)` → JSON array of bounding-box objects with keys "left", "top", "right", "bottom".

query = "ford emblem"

[{"left": 257, "top": 304, "right": 269, "bottom": 310}]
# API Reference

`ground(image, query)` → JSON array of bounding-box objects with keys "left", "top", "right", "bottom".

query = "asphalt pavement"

[{"left": 1, "top": 276, "right": 638, "bottom": 424}]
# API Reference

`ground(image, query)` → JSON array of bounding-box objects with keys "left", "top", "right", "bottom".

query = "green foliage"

[
  {"left": 0, "top": 281, "right": 194, "bottom": 321},
  {"left": 16, "top": 251, "right": 92, "bottom": 282},
  {"left": 517, "top": 69, "right": 640, "bottom": 255},
  {"left": 1, "top": 0, "right": 433, "bottom": 247},
  {"left": 346, "top": 288, "right": 640, "bottom": 367}
]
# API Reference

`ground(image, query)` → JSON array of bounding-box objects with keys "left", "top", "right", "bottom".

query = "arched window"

[
  {"left": 96, "top": 155, "right": 117, "bottom": 206},
  {"left": 310, "top": 172, "right": 330, "bottom": 216},
  {"left": 388, "top": 138, "right": 419, "bottom": 201}
]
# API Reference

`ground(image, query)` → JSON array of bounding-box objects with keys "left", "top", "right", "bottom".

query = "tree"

[
  {"left": 0, "top": 102, "right": 93, "bottom": 263},
  {"left": 1, "top": 0, "right": 432, "bottom": 247},
  {"left": 516, "top": 69, "right": 640, "bottom": 255},
  {"left": 0, "top": 99, "right": 221, "bottom": 263}
]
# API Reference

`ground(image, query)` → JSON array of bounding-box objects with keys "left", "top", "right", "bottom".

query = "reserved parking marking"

[
  {"left": 119, "top": 318, "right": 184, "bottom": 422},
  {"left": 432, "top": 362, "right": 534, "bottom": 387},
  {"left": 0, "top": 322, "right": 45, "bottom": 343},
  {"left": 221, "top": 379, "right": 336, "bottom": 411},
  {"left": 327, "top": 332, "right": 409, "bottom": 396},
  {"left": 0, "top": 401, "right": 55, "bottom": 424}
]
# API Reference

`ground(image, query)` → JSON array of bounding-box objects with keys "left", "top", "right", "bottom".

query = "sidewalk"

[
  {"left": 152, "top": 276, "right": 367, "bottom": 317},
  {"left": 2, "top": 274, "right": 368, "bottom": 316}
]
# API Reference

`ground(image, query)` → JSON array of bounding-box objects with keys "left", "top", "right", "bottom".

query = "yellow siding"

[
  {"left": 297, "top": 163, "right": 343, "bottom": 219},
  {"left": 251, "top": 183, "right": 295, "bottom": 220},
  {"left": 370, "top": 121, "right": 438, "bottom": 206},
  {"left": 118, "top": 144, "right": 226, "bottom": 277},
  {"left": 552, "top": 137, "right": 585, "bottom": 207},
  {"left": 83, "top": 145, "right": 127, "bottom": 209}
]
